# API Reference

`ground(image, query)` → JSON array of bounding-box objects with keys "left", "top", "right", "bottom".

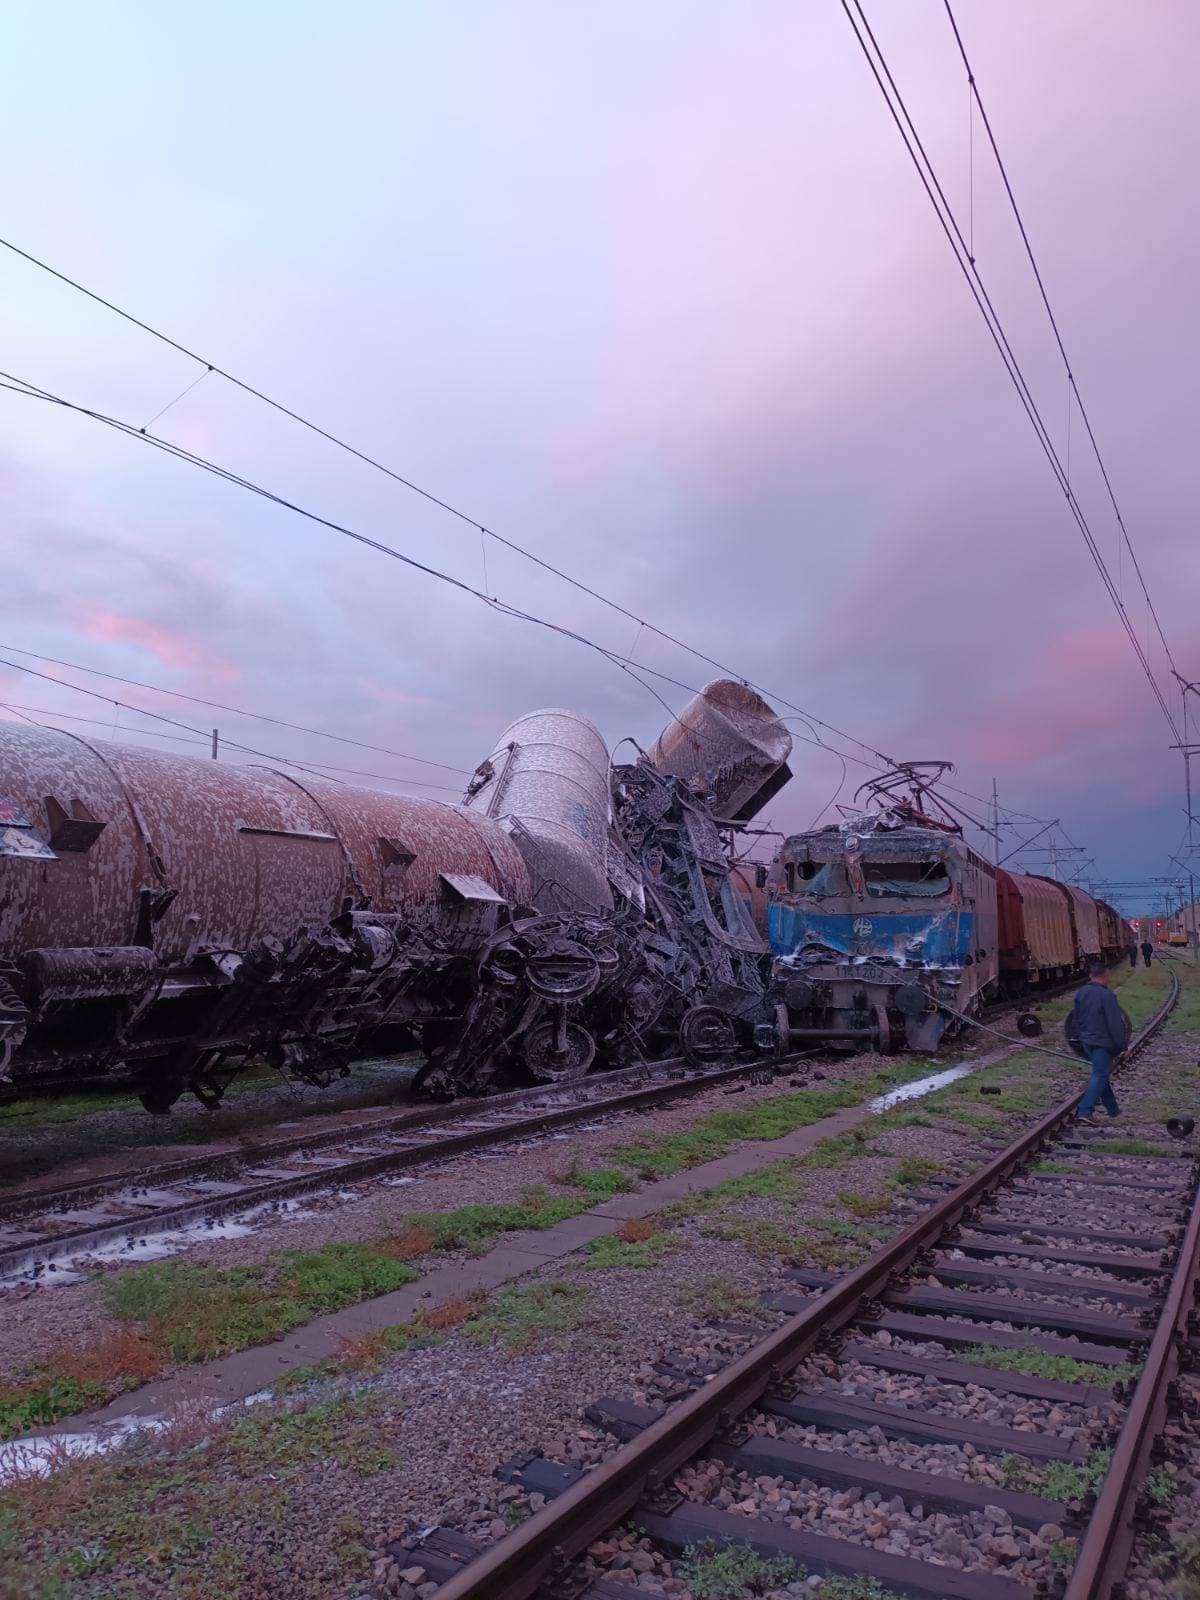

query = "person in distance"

[
  {"left": 1068, "top": 961, "right": 1130, "bottom": 1126},
  {"left": 1140, "top": 939, "right": 1154, "bottom": 968}
]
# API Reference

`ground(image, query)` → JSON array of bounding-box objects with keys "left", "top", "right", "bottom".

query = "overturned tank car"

[{"left": 0, "top": 681, "right": 792, "bottom": 1111}]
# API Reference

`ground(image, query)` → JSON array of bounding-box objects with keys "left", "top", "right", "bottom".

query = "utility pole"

[
  {"left": 991, "top": 777, "right": 1000, "bottom": 866},
  {"left": 211, "top": 728, "right": 219, "bottom": 761}
]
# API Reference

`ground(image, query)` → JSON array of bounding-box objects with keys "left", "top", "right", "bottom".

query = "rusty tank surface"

[
  {"left": 0, "top": 681, "right": 796, "bottom": 1111},
  {"left": 0, "top": 724, "right": 530, "bottom": 961},
  {"left": 0, "top": 722, "right": 553, "bottom": 1109},
  {"left": 646, "top": 679, "right": 792, "bottom": 822}
]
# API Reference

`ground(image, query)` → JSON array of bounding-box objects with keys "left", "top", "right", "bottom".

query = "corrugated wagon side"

[{"left": 995, "top": 868, "right": 1076, "bottom": 990}]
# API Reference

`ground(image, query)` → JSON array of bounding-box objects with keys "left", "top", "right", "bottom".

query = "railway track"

[
  {"left": 0, "top": 1049, "right": 827, "bottom": 1284},
  {"left": 396, "top": 971, "right": 1189, "bottom": 1600},
  {"left": 0, "top": 981, "right": 1085, "bottom": 1286}
]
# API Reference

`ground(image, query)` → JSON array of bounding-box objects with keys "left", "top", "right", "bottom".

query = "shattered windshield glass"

[
  {"left": 786, "top": 860, "right": 848, "bottom": 897},
  {"left": 863, "top": 859, "right": 951, "bottom": 898}
]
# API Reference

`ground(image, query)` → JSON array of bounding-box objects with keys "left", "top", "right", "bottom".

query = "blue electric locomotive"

[{"left": 767, "top": 767, "right": 998, "bottom": 1053}]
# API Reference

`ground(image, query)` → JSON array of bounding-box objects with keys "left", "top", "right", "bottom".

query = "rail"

[{"left": 433, "top": 969, "right": 1182, "bottom": 1600}]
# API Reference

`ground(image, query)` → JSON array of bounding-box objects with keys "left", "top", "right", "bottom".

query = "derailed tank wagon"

[
  {"left": 0, "top": 681, "right": 794, "bottom": 1111},
  {"left": 0, "top": 724, "right": 543, "bottom": 1110}
]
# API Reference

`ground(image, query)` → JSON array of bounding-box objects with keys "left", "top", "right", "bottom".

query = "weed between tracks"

[
  {"left": 677, "top": 1542, "right": 802, "bottom": 1597},
  {"left": 1002, "top": 1446, "right": 1113, "bottom": 1501},
  {"left": 0, "top": 1392, "right": 390, "bottom": 1597},
  {"left": 963, "top": 1343, "right": 1127, "bottom": 1390},
  {"left": 584, "top": 1225, "right": 678, "bottom": 1270}
]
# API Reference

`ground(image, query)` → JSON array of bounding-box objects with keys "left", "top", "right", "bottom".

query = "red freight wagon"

[
  {"left": 1095, "top": 899, "right": 1125, "bottom": 960},
  {"left": 996, "top": 868, "right": 1076, "bottom": 988},
  {"left": 1064, "top": 885, "right": 1102, "bottom": 961}
]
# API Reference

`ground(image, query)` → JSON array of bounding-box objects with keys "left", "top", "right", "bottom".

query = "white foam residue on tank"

[
  {"left": 868, "top": 1061, "right": 978, "bottom": 1112},
  {"left": 463, "top": 708, "right": 613, "bottom": 914}
]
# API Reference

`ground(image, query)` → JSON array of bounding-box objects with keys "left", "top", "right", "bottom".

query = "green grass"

[
  {"left": 403, "top": 1186, "right": 590, "bottom": 1255},
  {"left": 558, "top": 1164, "right": 637, "bottom": 1199},
  {"left": 837, "top": 1188, "right": 892, "bottom": 1218},
  {"left": 676, "top": 1542, "right": 802, "bottom": 1598},
  {"left": 819, "top": 1580, "right": 907, "bottom": 1600},
  {"left": 604, "top": 1070, "right": 932, "bottom": 1181},
  {"left": 809, "top": 1217, "right": 861, "bottom": 1239},
  {"left": 703, "top": 1216, "right": 863, "bottom": 1271},
  {"left": 0, "top": 1374, "right": 108, "bottom": 1439},
  {"left": 1033, "top": 1160, "right": 1077, "bottom": 1175},
  {"left": 0, "top": 1390, "right": 395, "bottom": 1596},
  {"left": 462, "top": 1282, "right": 592, "bottom": 1352},
  {"left": 679, "top": 1276, "right": 767, "bottom": 1323},
  {"left": 797, "top": 1127, "right": 877, "bottom": 1168},
  {"left": 1088, "top": 1139, "right": 1180, "bottom": 1158},
  {"left": 101, "top": 1242, "right": 417, "bottom": 1365},
  {"left": 889, "top": 1156, "right": 943, "bottom": 1188},
  {"left": 1166, "top": 982, "right": 1200, "bottom": 1031},
  {"left": 1001, "top": 1448, "right": 1111, "bottom": 1501},
  {"left": 1145, "top": 1465, "right": 1177, "bottom": 1507},
  {"left": 665, "top": 1160, "right": 802, "bottom": 1218},
  {"left": 222, "top": 1393, "right": 395, "bottom": 1477},
  {"left": 963, "top": 1344, "right": 1126, "bottom": 1390},
  {"left": 584, "top": 1231, "right": 677, "bottom": 1270}
]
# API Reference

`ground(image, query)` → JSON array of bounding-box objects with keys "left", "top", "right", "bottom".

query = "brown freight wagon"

[
  {"left": 1063, "top": 884, "right": 1102, "bottom": 962},
  {"left": 995, "top": 868, "right": 1076, "bottom": 990}
]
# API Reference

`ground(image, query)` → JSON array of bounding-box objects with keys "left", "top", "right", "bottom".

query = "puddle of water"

[
  {"left": 1, "top": 1215, "right": 259, "bottom": 1290},
  {"left": 0, "top": 1413, "right": 168, "bottom": 1483},
  {"left": 0, "top": 1195, "right": 327, "bottom": 1292},
  {"left": 0, "top": 1387, "right": 276, "bottom": 1485},
  {"left": 868, "top": 1062, "right": 977, "bottom": 1112}
]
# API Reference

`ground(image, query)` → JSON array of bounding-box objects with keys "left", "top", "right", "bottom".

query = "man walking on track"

[
  {"left": 1128, "top": 940, "right": 1138, "bottom": 967},
  {"left": 1141, "top": 939, "right": 1154, "bottom": 968},
  {"left": 1069, "top": 961, "right": 1130, "bottom": 1125}
]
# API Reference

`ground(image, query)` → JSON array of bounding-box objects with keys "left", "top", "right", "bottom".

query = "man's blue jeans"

[{"left": 1079, "top": 1046, "right": 1119, "bottom": 1117}]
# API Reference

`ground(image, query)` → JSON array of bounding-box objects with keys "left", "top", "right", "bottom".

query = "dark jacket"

[{"left": 1069, "top": 981, "right": 1130, "bottom": 1052}]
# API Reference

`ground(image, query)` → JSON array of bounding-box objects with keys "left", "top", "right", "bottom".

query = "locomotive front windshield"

[
  {"left": 782, "top": 860, "right": 847, "bottom": 897},
  {"left": 783, "top": 855, "right": 951, "bottom": 898},
  {"left": 862, "top": 858, "right": 952, "bottom": 897}
]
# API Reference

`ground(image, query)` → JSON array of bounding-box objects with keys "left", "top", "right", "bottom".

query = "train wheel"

[
  {"left": 680, "top": 1005, "right": 738, "bottom": 1066},
  {"left": 522, "top": 1018, "right": 596, "bottom": 1083}
]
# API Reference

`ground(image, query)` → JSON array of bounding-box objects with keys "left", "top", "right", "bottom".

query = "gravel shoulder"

[{"left": 1, "top": 960, "right": 1185, "bottom": 1600}]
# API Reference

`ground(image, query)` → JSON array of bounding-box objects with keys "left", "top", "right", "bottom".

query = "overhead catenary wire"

[
  {"left": 0, "top": 696, "right": 467, "bottom": 792},
  {"left": 0, "top": 641, "right": 470, "bottom": 774},
  {"left": 0, "top": 234, "right": 897, "bottom": 776},
  {"left": 941, "top": 0, "right": 1182, "bottom": 685},
  {"left": 0, "top": 250, "right": 1075, "bottom": 845},
  {"left": 0, "top": 654, "right": 462, "bottom": 790},
  {"left": 840, "top": 0, "right": 1181, "bottom": 745}
]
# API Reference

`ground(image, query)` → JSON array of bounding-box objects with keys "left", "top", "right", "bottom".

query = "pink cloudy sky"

[{"left": 0, "top": 1, "right": 1197, "bottom": 912}]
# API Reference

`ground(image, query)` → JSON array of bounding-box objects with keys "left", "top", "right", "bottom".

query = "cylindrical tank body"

[
  {"left": 0, "top": 723, "right": 529, "bottom": 963},
  {"left": 647, "top": 679, "right": 791, "bottom": 822},
  {"left": 463, "top": 709, "right": 612, "bottom": 914}
]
